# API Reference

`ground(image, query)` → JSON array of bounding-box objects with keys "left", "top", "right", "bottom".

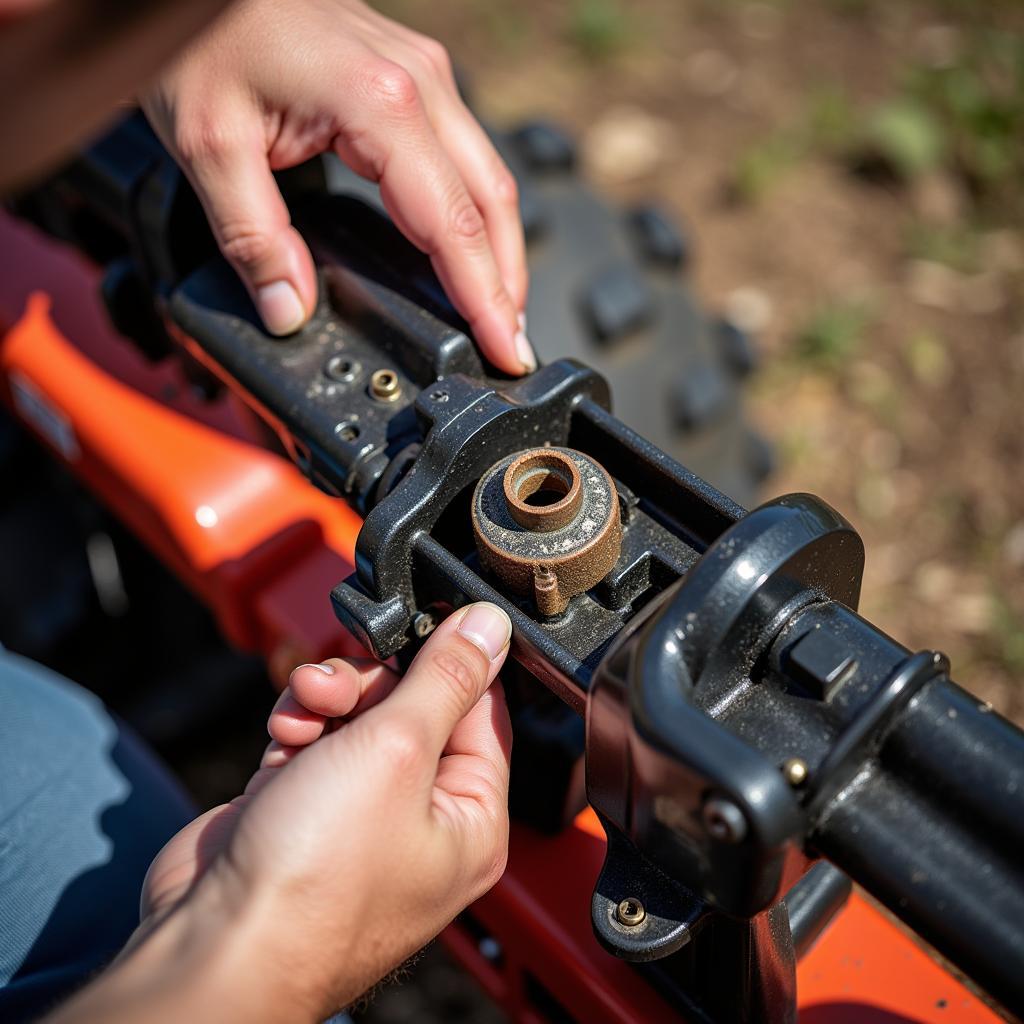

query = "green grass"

[
  {"left": 730, "top": 82, "right": 857, "bottom": 203},
  {"left": 568, "top": 0, "right": 632, "bottom": 60},
  {"left": 732, "top": 135, "right": 803, "bottom": 202},
  {"left": 795, "top": 299, "right": 875, "bottom": 369},
  {"left": 864, "top": 98, "right": 947, "bottom": 177},
  {"left": 865, "top": 28, "right": 1024, "bottom": 220}
]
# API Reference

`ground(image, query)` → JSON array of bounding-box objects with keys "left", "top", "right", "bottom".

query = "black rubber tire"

[{"left": 323, "top": 118, "right": 771, "bottom": 507}]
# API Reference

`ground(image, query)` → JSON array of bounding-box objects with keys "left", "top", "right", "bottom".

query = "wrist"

[{"left": 50, "top": 872, "right": 322, "bottom": 1024}]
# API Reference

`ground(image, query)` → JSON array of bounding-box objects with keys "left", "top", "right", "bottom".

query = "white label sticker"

[{"left": 9, "top": 371, "right": 80, "bottom": 462}]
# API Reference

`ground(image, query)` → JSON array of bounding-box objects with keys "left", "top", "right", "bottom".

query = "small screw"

[
  {"left": 782, "top": 757, "right": 809, "bottom": 787},
  {"left": 412, "top": 612, "right": 436, "bottom": 638},
  {"left": 616, "top": 898, "right": 646, "bottom": 927},
  {"left": 370, "top": 368, "right": 402, "bottom": 402},
  {"left": 702, "top": 796, "right": 748, "bottom": 844}
]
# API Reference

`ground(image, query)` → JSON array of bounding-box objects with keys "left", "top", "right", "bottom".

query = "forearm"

[{"left": 47, "top": 881, "right": 313, "bottom": 1024}]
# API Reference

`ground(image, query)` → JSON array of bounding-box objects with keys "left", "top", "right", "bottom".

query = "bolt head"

[
  {"left": 412, "top": 612, "right": 436, "bottom": 638},
  {"left": 702, "top": 796, "right": 748, "bottom": 844},
  {"left": 616, "top": 897, "right": 646, "bottom": 927}
]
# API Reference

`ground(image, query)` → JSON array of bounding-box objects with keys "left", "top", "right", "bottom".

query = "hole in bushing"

[
  {"left": 512, "top": 457, "right": 572, "bottom": 504},
  {"left": 524, "top": 486, "right": 568, "bottom": 507},
  {"left": 503, "top": 449, "right": 582, "bottom": 532}
]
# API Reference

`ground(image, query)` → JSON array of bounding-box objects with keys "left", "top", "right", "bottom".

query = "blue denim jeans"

[{"left": 0, "top": 649, "right": 195, "bottom": 1021}]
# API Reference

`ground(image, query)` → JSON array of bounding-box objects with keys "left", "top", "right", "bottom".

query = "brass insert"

[
  {"left": 370, "top": 368, "right": 401, "bottom": 402},
  {"left": 471, "top": 446, "right": 621, "bottom": 616}
]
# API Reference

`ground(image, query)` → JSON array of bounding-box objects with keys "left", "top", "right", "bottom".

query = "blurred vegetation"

[
  {"left": 734, "top": 23, "right": 1024, "bottom": 234},
  {"left": 795, "top": 300, "right": 875, "bottom": 370},
  {"left": 568, "top": 0, "right": 632, "bottom": 59}
]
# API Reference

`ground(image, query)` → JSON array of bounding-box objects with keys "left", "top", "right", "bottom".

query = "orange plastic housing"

[{"left": 0, "top": 212, "right": 1003, "bottom": 1024}]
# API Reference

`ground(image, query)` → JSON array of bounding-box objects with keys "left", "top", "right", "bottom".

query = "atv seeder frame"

[{"left": 3, "top": 115, "right": 1022, "bottom": 1023}]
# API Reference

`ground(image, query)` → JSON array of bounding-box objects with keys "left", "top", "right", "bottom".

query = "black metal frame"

[{"left": 13, "top": 113, "right": 1024, "bottom": 1023}]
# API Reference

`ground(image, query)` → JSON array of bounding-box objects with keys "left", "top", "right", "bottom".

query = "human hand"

[
  {"left": 139, "top": 602, "right": 512, "bottom": 1019},
  {"left": 142, "top": 0, "right": 534, "bottom": 374},
  {"left": 49, "top": 602, "right": 512, "bottom": 1024}
]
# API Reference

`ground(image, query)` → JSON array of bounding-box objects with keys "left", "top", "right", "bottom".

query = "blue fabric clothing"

[{"left": 0, "top": 649, "right": 195, "bottom": 1021}]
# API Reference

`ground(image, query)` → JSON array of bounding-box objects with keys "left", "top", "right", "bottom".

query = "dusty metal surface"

[{"left": 471, "top": 446, "right": 621, "bottom": 615}]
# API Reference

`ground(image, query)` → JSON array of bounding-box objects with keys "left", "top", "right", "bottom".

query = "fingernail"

[
  {"left": 257, "top": 281, "right": 305, "bottom": 335},
  {"left": 457, "top": 602, "right": 512, "bottom": 661},
  {"left": 514, "top": 328, "right": 536, "bottom": 373},
  {"left": 297, "top": 662, "right": 334, "bottom": 676}
]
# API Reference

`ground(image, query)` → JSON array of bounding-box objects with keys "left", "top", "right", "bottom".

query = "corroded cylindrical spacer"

[
  {"left": 471, "top": 446, "right": 621, "bottom": 616},
  {"left": 503, "top": 449, "right": 583, "bottom": 532}
]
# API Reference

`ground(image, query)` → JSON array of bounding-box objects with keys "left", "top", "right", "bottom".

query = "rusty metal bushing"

[{"left": 471, "top": 447, "right": 621, "bottom": 616}]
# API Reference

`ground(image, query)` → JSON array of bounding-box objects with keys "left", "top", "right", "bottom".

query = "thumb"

[
  {"left": 180, "top": 128, "right": 317, "bottom": 335},
  {"left": 381, "top": 602, "right": 512, "bottom": 758}
]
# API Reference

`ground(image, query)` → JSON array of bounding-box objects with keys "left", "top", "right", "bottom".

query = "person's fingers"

[
  {"left": 436, "top": 682, "right": 512, "bottom": 807},
  {"left": 172, "top": 115, "right": 318, "bottom": 335},
  {"left": 288, "top": 658, "right": 399, "bottom": 720},
  {"left": 334, "top": 63, "right": 534, "bottom": 375},
  {"left": 268, "top": 687, "right": 326, "bottom": 748},
  {"left": 431, "top": 685, "right": 512, "bottom": 894},
  {"left": 373, "top": 602, "right": 512, "bottom": 760},
  {"left": 259, "top": 740, "right": 302, "bottom": 771},
  {"left": 431, "top": 95, "right": 528, "bottom": 314},
  {"left": 443, "top": 681, "right": 513, "bottom": 778}
]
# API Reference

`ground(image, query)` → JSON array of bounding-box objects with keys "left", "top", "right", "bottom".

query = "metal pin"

[{"left": 782, "top": 757, "right": 809, "bottom": 787}]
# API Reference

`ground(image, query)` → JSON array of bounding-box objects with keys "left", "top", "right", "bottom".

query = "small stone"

[
  {"left": 724, "top": 286, "right": 773, "bottom": 333},
  {"left": 855, "top": 474, "right": 897, "bottom": 521},
  {"left": 685, "top": 49, "right": 739, "bottom": 97},
  {"left": 980, "top": 230, "right": 1024, "bottom": 274},
  {"left": 906, "top": 259, "right": 961, "bottom": 311},
  {"left": 909, "top": 171, "right": 965, "bottom": 226},
  {"left": 1004, "top": 522, "right": 1024, "bottom": 568},
  {"left": 947, "top": 592, "right": 991, "bottom": 635},
  {"left": 915, "top": 24, "right": 961, "bottom": 69},
  {"left": 582, "top": 105, "right": 674, "bottom": 183},
  {"left": 961, "top": 272, "right": 1006, "bottom": 315},
  {"left": 914, "top": 561, "right": 956, "bottom": 604}
]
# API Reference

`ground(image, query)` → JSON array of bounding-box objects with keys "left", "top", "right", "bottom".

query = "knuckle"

[
  {"left": 476, "top": 821, "right": 510, "bottom": 893},
  {"left": 218, "top": 226, "right": 275, "bottom": 268},
  {"left": 420, "top": 38, "right": 453, "bottom": 79},
  {"left": 493, "top": 167, "right": 519, "bottom": 207},
  {"left": 368, "top": 62, "right": 420, "bottom": 117},
  {"left": 376, "top": 720, "right": 425, "bottom": 775},
  {"left": 486, "top": 278, "right": 513, "bottom": 316},
  {"left": 448, "top": 197, "right": 487, "bottom": 246},
  {"left": 428, "top": 645, "right": 486, "bottom": 710},
  {"left": 174, "top": 117, "right": 235, "bottom": 165}
]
